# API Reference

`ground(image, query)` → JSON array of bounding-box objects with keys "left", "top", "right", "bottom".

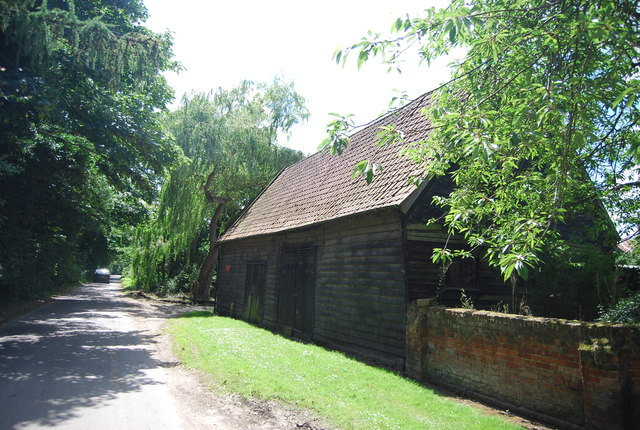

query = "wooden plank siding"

[
  {"left": 217, "top": 208, "right": 407, "bottom": 362},
  {"left": 217, "top": 239, "right": 273, "bottom": 321},
  {"left": 403, "top": 176, "right": 512, "bottom": 308}
]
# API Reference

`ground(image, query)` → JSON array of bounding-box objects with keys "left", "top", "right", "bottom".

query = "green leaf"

[
  {"left": 625, "top": 93, "right": 637, "bottom": 109},
  {"left": 449, "top": 22, "right": 457, "bottom": 43},
  {"left": 612, "top": 87, "right": 634, "bottom": 108},
  {"left": 318, "top": 137, "right": 331, "bottom": 153},
  {"left": 502, "top": 264, "right": 514, "bottom": 281},
  {"left": 334, "top": 50, "right": 343, "bottom": 65},
  {"left": 366, "top": 169, "right": 374, "bottom": 184},
  {"left": 357, "top": 50, "right": 369, "bottom": 70},
  {"left": 392, "top": 17, "right": 402, "bottom": 32},
  {"left": 517, "top": 264, "right": 529, "bottom": 280},
  {"left": 350, "top": 160, "right": 369, "bottom": 179},
  {"left": 490, "top": 43, "right": 499, "bottom": 62}
]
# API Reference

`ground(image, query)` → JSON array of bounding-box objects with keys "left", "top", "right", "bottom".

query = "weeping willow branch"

[{"left": 1, "top": 0, "right": 175, "bottom": 90}]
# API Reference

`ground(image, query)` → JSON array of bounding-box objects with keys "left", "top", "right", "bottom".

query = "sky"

[{"left": 143, "top": 0, "right": 455, "bottom": 155}]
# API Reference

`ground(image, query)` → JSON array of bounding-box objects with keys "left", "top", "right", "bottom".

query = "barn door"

[
  {"left": 276, "top": 251, "right": 297, "bottom": 330},
  {"left": 295, "top": 248, "right": 316, "bottom": 336},
  {"left": 242, "top": 262, "right": 266, "bottom": 324},
  {"left": 277, "top": 248, "right": 316, "bottom": 338}
]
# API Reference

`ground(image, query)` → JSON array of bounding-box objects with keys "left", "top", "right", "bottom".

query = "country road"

[
  {"left": 0, "top": 279, "right": 323, "bottom": 430},
  {"left": 0, "top": 279, "right": 191, "bottom": 429}
]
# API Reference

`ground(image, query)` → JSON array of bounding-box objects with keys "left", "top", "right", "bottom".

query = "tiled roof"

[
  {"left": 219, "top": 92, "right": 433, "bottom": 242},
  {"left": 618, "top": 239, "right": 635, "bottom": 253}
]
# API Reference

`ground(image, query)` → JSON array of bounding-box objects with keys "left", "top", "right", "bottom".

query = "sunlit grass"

[
  {"left": 120, "top": 276, "right": 134, "bottom": 290},
  {"left": 169, "top": 312, "right": 522, "bottom": 430}
]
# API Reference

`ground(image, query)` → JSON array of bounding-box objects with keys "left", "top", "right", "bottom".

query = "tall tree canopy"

[
  {"left": 327, "top": 0, "right": 639, "bottom": 282},
  {"left": 0, "top": 0, "right": 178, "bottom": 300},
  {"left": 130, "top": 79, "right": 308, "bottom": 300}
]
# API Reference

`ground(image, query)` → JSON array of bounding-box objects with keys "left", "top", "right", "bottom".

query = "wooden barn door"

[
  {"left": 242, "top": 262, "right": 266, "bottom": 324},
  {"left": 277, "top": 247, "right": 316, "bottom": 338}
]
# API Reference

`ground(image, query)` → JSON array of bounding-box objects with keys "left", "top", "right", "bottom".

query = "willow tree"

[
  {"left": 326, "top": 0, "right": 639, "bottom": 286},
  {"left": 0, "top": 0, "right": 178, "bottom": 300},
  {"left": 130, "top": 79, "right": 308, "bottom": 301}
]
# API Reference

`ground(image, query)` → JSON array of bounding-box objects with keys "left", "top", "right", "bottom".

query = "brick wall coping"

[{"left": 414, "top": 299, "right": 634, "bottom": 330}]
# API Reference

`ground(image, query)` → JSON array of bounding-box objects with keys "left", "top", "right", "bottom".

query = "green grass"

[
  {"left": 169, "top": 312, "right": 523, "bottom": 430},
  {"left": 120, "top": 276, "right": 134, "bottom": 290}
]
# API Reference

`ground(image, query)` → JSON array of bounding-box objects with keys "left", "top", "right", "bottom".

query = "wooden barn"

[{"left": 216, "top": 92, "right": 509, "bottom": 365}]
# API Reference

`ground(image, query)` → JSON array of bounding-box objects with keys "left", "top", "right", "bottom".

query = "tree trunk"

[
  {"left": 191, "top": 199, "right": 230, "bottom": 301},
  {"left": 191, "top": 167, "right": 231, "bottom": 301}
]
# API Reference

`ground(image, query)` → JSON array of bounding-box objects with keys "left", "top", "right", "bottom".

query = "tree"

[
  {"left": 130, "top": 79, "right": 308, "bottom": 301},
  {"left": 1, "top": 0, "right": 178, "bottom": 191},
  {"left": 325, "top": 0, "right": 639, "bottom": 284},
  {"left": 0, "top": 0, "right": 178, "bottom": 300}
]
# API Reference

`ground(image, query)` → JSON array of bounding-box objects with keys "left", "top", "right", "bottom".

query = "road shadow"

[{"left": 0, "top": 282, "right": 171, "bottom": 428}]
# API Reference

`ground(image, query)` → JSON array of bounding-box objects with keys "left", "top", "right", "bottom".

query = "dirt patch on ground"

[{"left": 439, "top": 393, "right": 556, "bottom": 430}]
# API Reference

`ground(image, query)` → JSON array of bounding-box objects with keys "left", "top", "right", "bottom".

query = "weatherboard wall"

[
  {"left": 403, "top": 175, "right": 510, "bottom": 308},
  {"left": 216, "top": 208, "right": 407, "bottom": 361}
]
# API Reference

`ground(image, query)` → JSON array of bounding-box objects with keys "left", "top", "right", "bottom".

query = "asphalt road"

[{"left": 0, "top": 279, "right": 183, "bottom": 430}]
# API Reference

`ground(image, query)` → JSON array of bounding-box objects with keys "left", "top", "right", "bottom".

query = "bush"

[
  {"left": 527, "top": 244, "right": 617, "bottom": 321},
  {"left": 155, "top": 263, "right": 200, "bottom": 297},
  {"left": 597, "top": 291, "right": 640, "bottom": 324}
]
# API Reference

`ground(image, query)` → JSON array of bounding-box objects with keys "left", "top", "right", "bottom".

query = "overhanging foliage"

[{"left": 325, "top": 0, "right": 639, "bottom": 282}]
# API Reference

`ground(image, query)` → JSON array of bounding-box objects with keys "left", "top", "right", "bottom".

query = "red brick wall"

[{"left": 406, "top": 300, "right": 640, "bottom": 429}]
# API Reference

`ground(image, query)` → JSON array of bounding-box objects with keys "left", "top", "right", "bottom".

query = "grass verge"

[{"left": 169, "top": 312, "right": 523, "bottom": 430}]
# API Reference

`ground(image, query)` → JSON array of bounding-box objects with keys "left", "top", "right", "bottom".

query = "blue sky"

[{"left": 144, "top": 0, "right": 455, "bottom": 154}]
